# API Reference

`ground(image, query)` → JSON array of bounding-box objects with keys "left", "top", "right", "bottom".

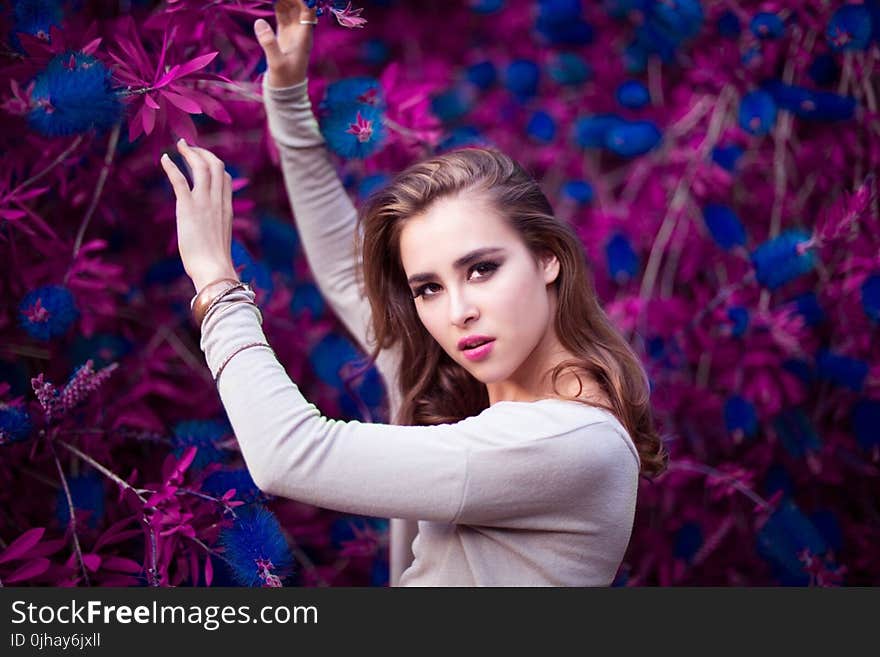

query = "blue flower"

[
  {"left": 547, "top": 52, "right": 591, "bottom": 85},
  {"left": 0, "top": 405, "right": 33, "bottom": 445},
  {"left": 339, "top": 364, "right": 386, "bottom": 419},
  {"left": 750, "top": 12, "right": 785, "bottom": 39},
  {"left": 572, "top": 114, "right": 624, "bottom": 149},
  {"left": 724, "top": 395, "right": 757, "bottom": 438},
  {"left": 470, "top": 0, "right": 505, "bottom": 13},
  {"left": 526, "top": 110, "right": 556, "bottom": 142},
  {"left": 171, "top": 419, "right": 231, "bottom": 470},
  {"left": 430, "top": 85, "right": 475, "bottom": 123},
  {"left": 827, "top": 4, "right": 873, "bottom": 52},
  {"left": 716, "top": 10, "right": 741, "bottom": 38},
  {"left": 466, "top": 61, "right": 497, "bottom": 90},
  {"left": 55, "top": 471, "right": 105, "bottom": 529},
  {"left": 616, "top": 80, "right": 650, "bottom": 109},
  {"left": 762, "top": 81, "right": 856, "bottom": 122},
  {"left": 605, "top": 120, "right": 661, "bottom": 157},
  {"left": 259, "top": 215, "right": 300, "bottom": 276},
  {"left": 711, "top": 144, "right": 743, "bottom": 172},
  {"left": 861, "top": 273, "right": 880, "bottom": 321},
  {"left": 290, "top": 282, "right": 325, "bottom": 319},
  {"left": 535, "top": 0, "right": 593, "bottom": 45},
  {"left": 773, "top": 408, "right": 821, "bottom": 458},
  {"left": 18, "top": 284, "right": 78, "bottom": 341},
  {"left": 218, "top": 505, "right": 294, "bottom": 587},
  {"left": 815, "top": 349, "right": 868, "bottom": 392},
  {"left": 10, "top": 0, "right": 62, "bottom": 51},
  {"left": 726, "top": 306, "right": 749, "bottom": 337},
  {"left": 561, "top": 180, "right": 594, "bottom": 204},
  {"left": 738, "top": 90, "right": 777, "bottom": 136},
  {"left": 360, "top": 38, "right": 390, "bottom": 66},
  {"left": 750, "top": 230, "right": 815, "bottom": 290},
  {"left": 851, "top": 399, "right": 880, "bottom": 450},
  {"left": 309, "top": 333, "right": 363, "bottom": 388},
  {"left": 702, "top": 204, "right": 746, "bottom": 250},
  {"left": 623, "top": 42, "right": 648, "bottom": 74},
  {"left": 756, "top": 499, "right": 828, "bottom": 586},
  {"left": 436, "top": 125, "right": 491, "bottom": 153},
  {"left": 504, "top": 59, "right": 540, "bottom": 100},
  {"left": 605, "top": 233, "right": 639, "bottom": 283},
  {"left": 357, "top": 172, "right": 390, "bottom": 202},
  {"left": 782, "top": 358, "right": 815, "bottom": 386},
  {"left": 231, "top": 239, "right": 274, "bottom": 301},
  {"left": 320, "top": 77, "right": 386, "bottom": 113},
  {"left": 790, "top": 291, "right": 825, "bottom": 327},
  {"left": 202, "top": 468, "right": 263, "bottom": 503},
  {"left": 673, "top": 522, "right": 702, "bottom": 562},
  {"left": 28, "top": 51, "right": 122, "bottom": 138}
]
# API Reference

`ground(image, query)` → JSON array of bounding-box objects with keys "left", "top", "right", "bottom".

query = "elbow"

[{"left": 245, "top": 461, "right": 278, "bottom": 498}]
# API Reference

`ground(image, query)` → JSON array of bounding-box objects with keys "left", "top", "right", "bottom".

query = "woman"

[{"left": 160, "top": 0, "right": 667, "bottom": 586}]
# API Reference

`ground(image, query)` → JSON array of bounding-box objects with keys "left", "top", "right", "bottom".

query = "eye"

[{"left": 411, "top": 261, "right": 500, "bottom": 300}]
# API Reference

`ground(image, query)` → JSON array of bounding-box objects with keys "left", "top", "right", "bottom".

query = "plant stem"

[{"left": 49, "top": 437, "right": 90, "bottom": 586}]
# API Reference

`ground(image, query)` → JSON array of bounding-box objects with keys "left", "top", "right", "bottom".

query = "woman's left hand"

[{"left": 160, "top": 139, "right": 238, "bottom": 293}]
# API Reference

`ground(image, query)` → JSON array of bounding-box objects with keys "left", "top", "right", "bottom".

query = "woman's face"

[{"left": 398, "top": 193, "right": 560, "bottom": 391}]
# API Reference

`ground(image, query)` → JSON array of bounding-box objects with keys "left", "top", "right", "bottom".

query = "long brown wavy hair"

[{"left": 353, "top": 147, "right": 667, "bottom": 479}]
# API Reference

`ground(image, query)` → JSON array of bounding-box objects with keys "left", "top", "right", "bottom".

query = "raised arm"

[{"left": 255, "top": 4, "right": 401, "bottom": 395}]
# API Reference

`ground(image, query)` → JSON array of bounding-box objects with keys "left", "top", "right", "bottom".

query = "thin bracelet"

[
  {"left": 196, "top": 282, "right": 249, "bottom": 326},
  {"left": 214, "top": 342, "right": 275, "bottom": 384},
  {"left": 202, "top": 299, "right": 262, "bottom": 330}
]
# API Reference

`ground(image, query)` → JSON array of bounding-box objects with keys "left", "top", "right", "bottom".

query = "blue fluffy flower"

[
  {"left": 526, "top": 110, "right": 556, "bottom": 142},
  {"left": 756, "top": 499, "right": 828, "bottom": 586},
  {"left": 466, "top": 61, "right": 497, "bottom": 90},
  {"left": 309, "top": 333, "right": 363, "bottom": 388},
  {"left": 711, "top": 144, "right": 743, "bottom": 172},
  {"left": 861, "top": 273, "right": 880, "bottom": 321},
  {"left": 561, "top": 180, "right": 594, "bottom": 205},
  {"left": 0, "top": 405, "right": 33, "bottom": 445},
  {"left": 815, "top": 349, "right": 868, "bottom": 392},
  {"left": 724, "top": 395, "right": 757, "bottom": 438},
  {"left": 738, "top": 90, "right": 777, "bottom": 136},
  {"left": 171, "top": 419, "right": 231, "bottom": 470},
  {"left": 320, "top": 76, "right": 386, "bottom": 113},
  {"left": 750, "top": 12, "right": 785, "bottom": 39},
  {"left": 673, "top": 522, "right": 702, "bottom": 562},
  {"left": 504, "top": 59, "right": 541, "bottom": 100},
  {"left": 28, "top": 51, "right": 122, "bottom": 138},
  {"left": 11, "top": 0, "right": 62, "bottom": 50},
  {"left": 218, "top": 505, "right": 294, "bottom": 587},
  {"left": 616, "top": 80, "right": 650, "bottom": 109},
  {"left": 547, "top": 52, "right": 591, "bottom": 85},
  {"left": 572, "top": 114, "right": 624, "bottom": 149},
  {"left": 259, "top": 216, "right": 300, "bottom": 276},
  {"left": 605, "top": 120, "right": 661, "bottom": 157},
  {"left": 605, "top": 233, "right": 639, "bottom": 283},
  {"left": 702, "top": 204, "right": 746, "bottom": 250},
  {"left": 716, "top": 10, "right": 741, "bottom": 38},
  {"left": 55, "top": 471, "right": 105, "bottom": 529},
  {"left": 750, "top": 230, "right": 815, "bottom": 290},
  {"left": 290, "top": 282, "right": 325, "bottom": 319},
  {"left": 18, "top": 284, "right": 78, "bottom": 341},
  {"left": 773, "top": 408, "right": 821, "bottom": 458},
  {"left": 320, "top": 102, "right": 387, "bottom": 159},
  {"left": 762, "top": 80, "right": 855, "bottom": 122},
  {"left": 851, "top": 399, "right": 880, "bottom": 450},
  {"left": 827, "top": 4, "right": 873, "bottom": 52},
  {"left": 535, "top": 0, "right": 593, "bottom": 45},
  {"left": 791, "top": 292, "right": 825, "bottom": 327},
  {"left": 726, "top": 306, "right": 749, "bottom": 337}
]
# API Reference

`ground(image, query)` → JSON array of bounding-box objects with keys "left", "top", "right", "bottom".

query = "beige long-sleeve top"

[{"left": 197, "top": 77, "right": 640, "bottom": 586}]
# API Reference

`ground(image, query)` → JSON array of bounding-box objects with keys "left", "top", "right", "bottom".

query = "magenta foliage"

[{"left": 0, "top": 0, "right": 878, "bottom": 588}]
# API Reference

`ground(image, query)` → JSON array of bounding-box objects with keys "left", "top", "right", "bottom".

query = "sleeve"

[
  {"left": 200, "top": 289, "right": 468, "bottom": 522},
  {"left": 200, "top": 294, "right": 637, "bottom": 527},
  {"left": 262, "top": 77, "right": 401, "bottom": 391}
]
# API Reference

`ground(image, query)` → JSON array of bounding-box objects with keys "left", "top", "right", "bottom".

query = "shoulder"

[{"left": 466, "top": 399, "right": 641, "bottom": 471}]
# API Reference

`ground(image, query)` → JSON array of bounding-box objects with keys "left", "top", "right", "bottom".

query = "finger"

[
  {"left": 176, "top": 139, "right": 209, "bottom": 193},
  {"left": 187, "top": 145, "right": 227, "bottom": 199},
  {"left": 222, "top": 171, "right": 233, "bottom": 236},
  {"left": 160, "top": 153, "right": 192, "bottom": 197},
  {"left": 254, "top": 18, "right": 283, "bottom": 68}
]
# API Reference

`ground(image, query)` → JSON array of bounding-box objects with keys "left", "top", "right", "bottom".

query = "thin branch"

[
  {"left": 48, "top": 438, "right": 90, "bottom": 586},
  {"left": 9, "top": 135, "right": 84, "bottom": 195}
]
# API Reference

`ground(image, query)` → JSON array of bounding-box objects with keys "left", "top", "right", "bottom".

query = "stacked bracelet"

[{"left": 191, "top": 279, "right": 253, "bottom": 327}]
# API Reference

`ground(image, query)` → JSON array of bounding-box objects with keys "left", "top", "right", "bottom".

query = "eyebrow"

[{"left": 406, "top": 247, "right": 506, "bottom": 286}]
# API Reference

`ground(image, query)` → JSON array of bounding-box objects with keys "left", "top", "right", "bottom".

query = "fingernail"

[
  {"left": 254, "top": 18, "right": 269, "bottom": 34},
  {"left": 161, "top": 153, "right": 168, "bottom": 161}
]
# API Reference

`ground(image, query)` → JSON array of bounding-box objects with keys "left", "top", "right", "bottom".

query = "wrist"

[
  {"left": 266, "top": 69, "right": 307, "bottom": 89},
  {"left": 192, "top": 269, "right": 239, "bottom": 295}
]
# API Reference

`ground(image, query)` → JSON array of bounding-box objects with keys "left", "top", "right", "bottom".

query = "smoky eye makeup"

[{"left": 411, "top": 260, "right": 501, "bottom": 299}]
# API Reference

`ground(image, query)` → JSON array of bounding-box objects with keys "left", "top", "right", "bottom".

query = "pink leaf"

[
  {"left": 160, "top": 89, "right": 203, "bottom": 114},
  {"left": 145, "top": 93, "right": 160, "bottom": 110},
  {"left": 186, "top": 89, "right": 232, "bottom": 123},
  {"left": 205, "top": 555, "right": 213, "bottom": 587},
  {"left": 173, "top": 52, "right": 218, "bottom": 79},
  {"left": 5, "top": 558, "right": 50, "bottom": 583},
  {"left": 102, "top": 556, "right": 143, "bottom": 574},
  {"left": 0, "top": 527, "right": 45, "bottom": 564},
  {"left": 154, "top": 64, "right": 181, "bottom": 89}
]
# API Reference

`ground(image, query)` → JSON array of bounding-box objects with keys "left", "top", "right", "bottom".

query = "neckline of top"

[{"left": 489, "top": 397, "right": 621, "bottom": 422}]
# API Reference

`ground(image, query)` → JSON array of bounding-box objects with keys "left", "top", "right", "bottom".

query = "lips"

[{"left": 458, "top": 335, "right": 495, "bottom": 351}]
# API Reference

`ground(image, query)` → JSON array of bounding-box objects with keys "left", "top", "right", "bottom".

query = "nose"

[{"left": 448, "top": 285, "right": 479, "bottom": 328}]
